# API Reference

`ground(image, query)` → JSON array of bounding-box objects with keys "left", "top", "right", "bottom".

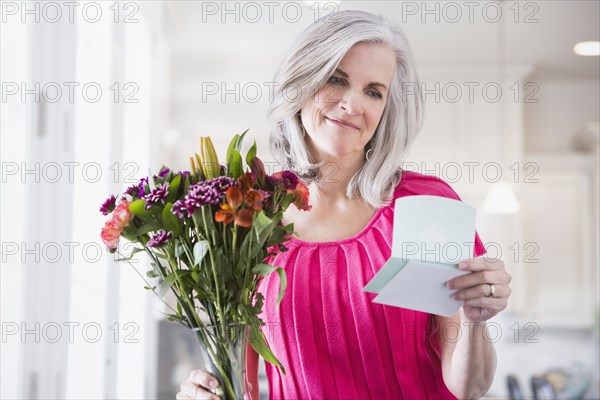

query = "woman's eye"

[
  {"left": 328, "top": 76, "right": 344, "bottom": 85},
  {"left": 368, "top": 90, "right": 383, "bottom": 99}
]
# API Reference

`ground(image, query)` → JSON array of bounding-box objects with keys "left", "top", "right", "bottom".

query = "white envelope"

[{"left": 363, "top": 195, "right": 477, "bottom": 317}]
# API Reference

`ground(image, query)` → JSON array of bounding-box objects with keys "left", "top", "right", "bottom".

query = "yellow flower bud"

[
  {"left": 189, "top": 156, "right": 197, "bottom": 175},
  {"left": 194, "top": 153, "right": 204, "bottom": 176},
  {"left": 200, "top": 136, "right": 220, "bottom": 179}
]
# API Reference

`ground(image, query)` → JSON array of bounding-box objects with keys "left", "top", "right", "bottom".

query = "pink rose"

[
  {"left": 101, "top": 219, "right": 121, "bottom": 249},
  {"left": 112, "top": 200, "right": 133, "bottom": 229}
]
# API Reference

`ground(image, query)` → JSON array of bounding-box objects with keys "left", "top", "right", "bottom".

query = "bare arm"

[
  {"left": 439, "top": 257, "right": 511, "bottom": 398},
  {"left": 436, "top": 311, "right": 497, "bottom": 399}
]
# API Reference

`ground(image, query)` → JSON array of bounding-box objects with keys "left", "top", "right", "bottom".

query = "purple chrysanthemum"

[
  {"left": 158, "top": 168, "right": 170, "bottom": 177},
  {"left": 138, "top": 177, "right": 148, "bottom": 197},
  {"left": 171, "top": 177, "right": 236, "bottom": 218},
  {"left": 207, "top": 176, "right": 236, "bottom": 195},
  {"left": 124, "top": 184, "right": 140, "bottom": 198},
  {"left": 171, "top": 200, "right": 188, "bottom": 219},
  {"left": 143, "top": 182, "right": 169, "bottom": 210},
  {"left": 184, "top": 181, "right": 220, "bottom": 211},
  {"left": 147, "top": 229, "right": 172, "bottom": 247},
  {"left": 180, "top": 170, "right": 191, "bottom": 178},
  {"left": 100, "top": 195, "right": 117, "bottom": 215}
]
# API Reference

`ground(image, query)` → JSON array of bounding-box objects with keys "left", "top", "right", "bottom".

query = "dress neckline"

[{"left": 285, "top": 206, "right": 386, "bottom": 247}]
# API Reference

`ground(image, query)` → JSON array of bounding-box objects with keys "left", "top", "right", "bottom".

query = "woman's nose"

[{"left": 339, "top": 90, "right": 363, "bottom": 116}]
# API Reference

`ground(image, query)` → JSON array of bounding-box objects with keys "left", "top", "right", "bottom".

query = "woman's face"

[{"left": 300, "top": 42, "right": 396, "bottom": 162}]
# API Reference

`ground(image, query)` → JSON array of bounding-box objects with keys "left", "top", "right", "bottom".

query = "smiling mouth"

[{"left": 325, "top": 117, "right": 359, "bottom": 130}]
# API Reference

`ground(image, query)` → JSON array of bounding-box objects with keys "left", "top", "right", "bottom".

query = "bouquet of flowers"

[{"left": 99, "top": 131, "right": 310, "bottom": 399}]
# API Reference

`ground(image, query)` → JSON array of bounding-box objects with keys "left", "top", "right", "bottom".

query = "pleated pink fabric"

[{"left": 256, "top": 170, "right": 487, "bottom": 399}]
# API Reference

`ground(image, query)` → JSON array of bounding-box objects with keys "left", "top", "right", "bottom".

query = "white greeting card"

[{"left": 362, "top": 195, "right": 477, "bottom": 317}]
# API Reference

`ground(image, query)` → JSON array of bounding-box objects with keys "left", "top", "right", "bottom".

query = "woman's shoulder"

[{"left": 393, "top": 169, "right": 464, "bottom": 201}]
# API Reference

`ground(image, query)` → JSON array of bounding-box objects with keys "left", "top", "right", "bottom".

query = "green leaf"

[
  {"left": 251, "top": 263, "right": 287, "bottom": 308},
  {"left": 191, "top": 208, "right": 205, "bottom": 232},
  {"left": 193, "top": 240, "right": 209, "bottom": 267},
  {"left": 236, "top": 129, "right": 249, "bottom": 152},
  {"left": 245, "top": 140, "right": 257, "bottom": 165},
  {"left": 191, "top": 270, "right": 200, "bottom": 283},
  {"left": 132, "top": 221, "right": 161, "bottom": 237},
  {"left": 174, "top": 242, "right": 184, "bottom": 258},
  {"left": 226, "top": 134, "right": 240, "bottom": 172},
  {"left": 279, "top": 193, "right": 294, "bottom": 210},
  {"left": 248, "top": 325, "right": 285, "bottom": 375},
  {"left": 230, "top": 149, "right": 243, "bottom": 179},
  {"left": 184, "top": 174, "right": 191, "bottom": 193},
  {"left": 250, "top": 211, "right": 278, "bottom": 258},
  {"left": 162, "top": 203, "right": 183, "bottom": 236},
  {"left": 146, "top": 270, "right": 159, "bottom": 278},
  {"left": 129, "top": 199, "right": 162, "bottom": 216},
  {"left": 113, "top": 246, "right": 145, "bottom": 262},
  {"left": 158, "top": 272, "right": 178, "bottom": 298},
  {"left": 266, "top": 225, "right": 288, "bottom": 246},
  {"left": 166, "top": 173, "right": 182, "bottom": 203}
]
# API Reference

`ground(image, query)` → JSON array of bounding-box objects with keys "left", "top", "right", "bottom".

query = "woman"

[{"left": 178, "top": 9, "right": 511, "bottom": 400}]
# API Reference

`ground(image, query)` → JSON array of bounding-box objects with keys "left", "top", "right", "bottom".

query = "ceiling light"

[{"left": 574, "top": 41, "right": 600, "bottom": 56}]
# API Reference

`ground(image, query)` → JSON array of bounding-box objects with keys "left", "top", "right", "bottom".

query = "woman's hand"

[
  {"left": 176, "top": 370, "right": 254, "bottom": 400},
  {"left": 177, "top": 370, "right": 220, "bottom": 400},
  {"left": 447, "top": 257, "right": 512, "bottom": 323}
]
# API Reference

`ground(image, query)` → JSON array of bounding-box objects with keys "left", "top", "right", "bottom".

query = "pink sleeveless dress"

[{"left": 257, "top": 171, "right": 487, "bottom": 399}]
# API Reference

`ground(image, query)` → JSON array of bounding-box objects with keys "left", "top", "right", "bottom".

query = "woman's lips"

[{"left": 325, "top": 116, "right": 359, "bottom": 130}]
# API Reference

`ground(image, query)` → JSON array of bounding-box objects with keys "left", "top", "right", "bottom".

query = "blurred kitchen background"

[{"left": 1, "top": 1, "right": 598, "bottom": 399}]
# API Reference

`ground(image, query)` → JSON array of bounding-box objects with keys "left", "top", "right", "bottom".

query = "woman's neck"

[{"left": 311, "top": 158, "right": 365, "bottom": 206}]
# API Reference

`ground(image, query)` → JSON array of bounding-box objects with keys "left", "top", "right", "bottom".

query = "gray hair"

[{"left": 267, "top": 9, "right": 423, "bottom": 208}]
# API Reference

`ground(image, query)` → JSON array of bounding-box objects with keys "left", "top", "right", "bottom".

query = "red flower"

[
  {"left": 244, "top": 189, "right": 264, "bottom": 211},
  {"left": 234, "top": 208, "right": 254, "bottom": 228},
  {"left": 290, "top": 181, "right": 311, "bottom": 211},
  {"left": 238, "top": 172, "right": 255, "bottom": 194},
  {"left": 215, "top": 203, "right": 235, "bottom": 224},
  {"left": 215, "top": 186, "right": 257, "bottom": 227}
]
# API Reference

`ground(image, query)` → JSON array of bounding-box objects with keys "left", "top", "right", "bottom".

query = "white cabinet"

[{"left": 519, "top": 152, "right": 598, "bottom": 328}]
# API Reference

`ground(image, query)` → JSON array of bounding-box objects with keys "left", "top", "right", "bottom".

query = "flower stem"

[{"left": 201, "top": 207, "right": 227, "bottom": 339}]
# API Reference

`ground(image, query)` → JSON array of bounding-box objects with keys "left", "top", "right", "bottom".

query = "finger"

[
  {"left": 189, "top": 370, "right": 219, "bottom": 391},
  {"left": 463, "top": 296, "right": 507, "bottom": 309},
  {"left": 180, "top": 380, "right": 219, "bottom": 400},
  {"left": 458, "top": 257, "right": 503, "bottom": 272},
  {"left": 453, "top": 283, "right": 498, "bottom": 301},
  {"left": 448, "top": 269, "right": 502, "bottom": 290}
]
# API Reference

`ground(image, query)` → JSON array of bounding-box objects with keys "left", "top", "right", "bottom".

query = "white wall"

[{"left": 525, "top": 76, "right": 600, "bottom": 152}]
